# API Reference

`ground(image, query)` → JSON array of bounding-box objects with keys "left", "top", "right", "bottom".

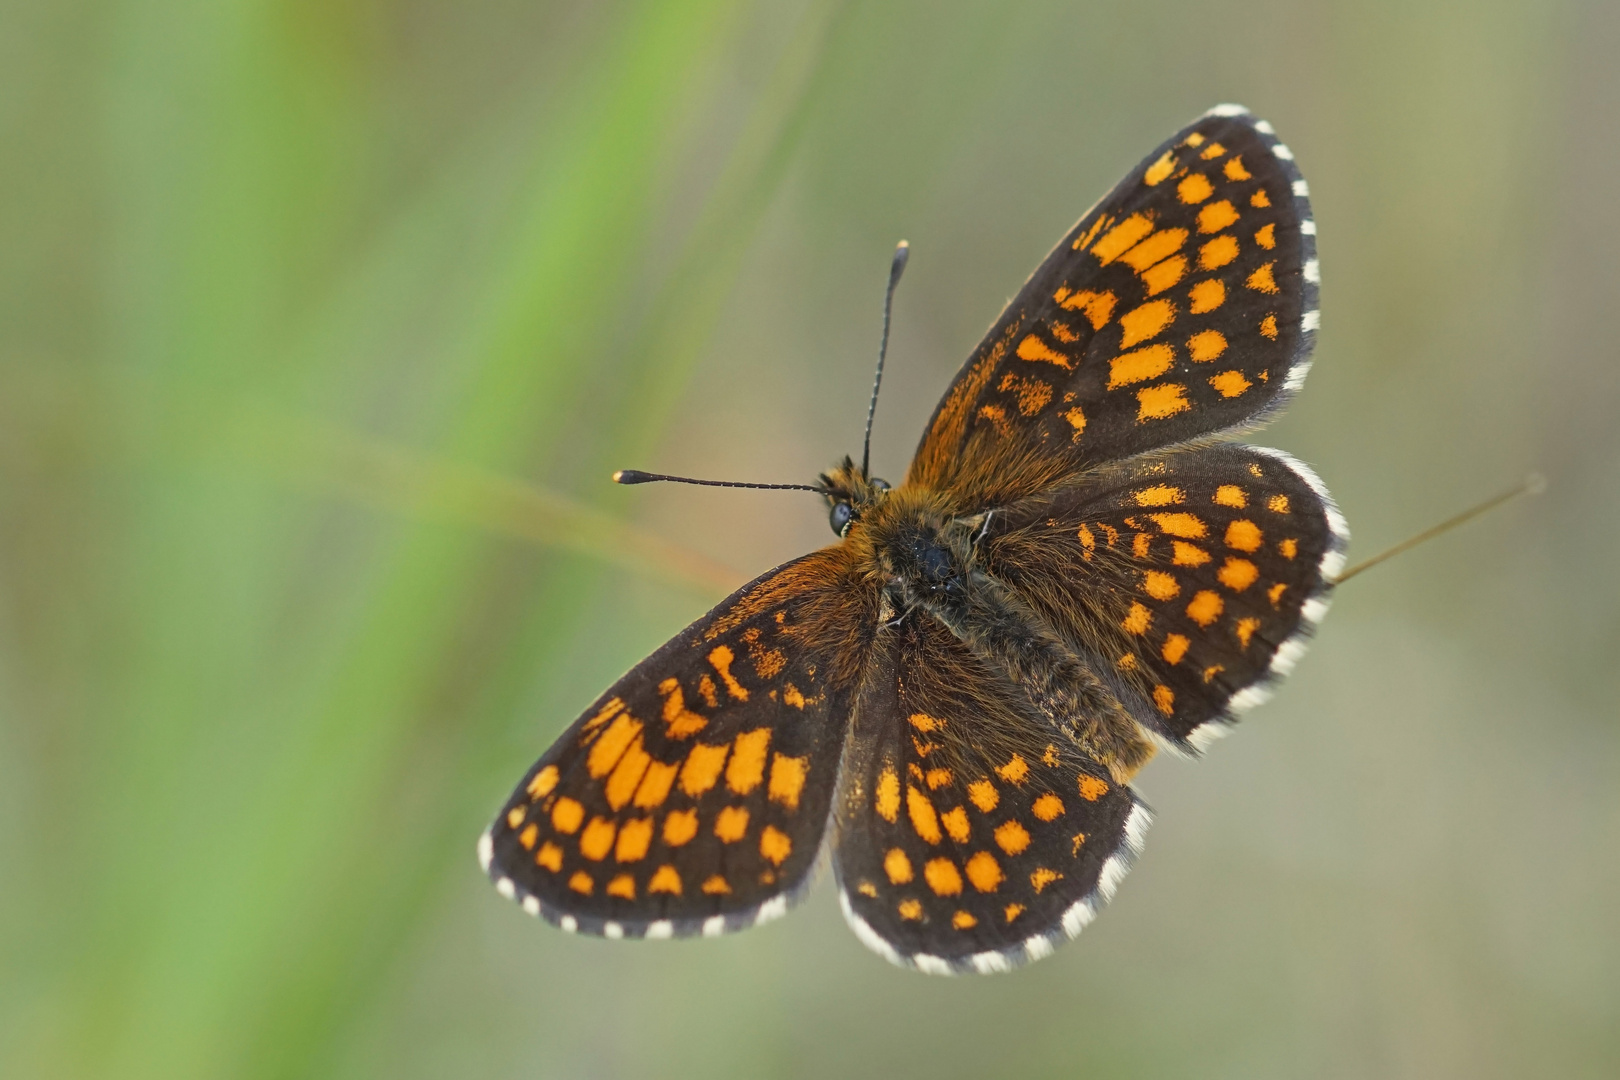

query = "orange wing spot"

[
  {"left": 1016, "top": 334, "right": 1072, "bottom": 368},
  {"left": 750, "top": 645, "right": 786, "bottom": 679},
  {"left": 1108, "top": 344, "right": 1176, "bottom": 389},
  {"left": 1099, "top": 522, "right": 1121, "bottom": 546},
  {"left": 857, "top": 881, "right": 878, "bottom": 898},
  {"left": 1235, "top": 617, "right": 1262, "bottom": 648},
  {"left": 1042, "top": 743, "right": 1060, "bottom": 766},
  {"left": 1173, "top": 540, "right": 1211, "bottom": 566},
  {"left": 967, "top": 780, "right": 999, "bottom": 813},
  {"left": 1005, "top": 903, "right": 1026, "bottom": 923},
  {"left": 662, "top": 808, "right": 699, "bottom": 847},
  {"left": 679, "top": 742, "right": 730, "bottom": 797},
  {"left": 1118, "top": 299, "right": 1177, "bottom": 349},
  {"left": 586, "top": 712, "right": 644, "bottom": 779},
  {"left": 1121, "top": 228, "right": 1190, "bottom": 272},
  {"left": 1224, "top": 155, "right": 1252, "bottom": 181},
  {"left": 1162, "top": 633, "right": 1191, "bottom": 665},
  {"left": 1255, "top": 222, "right": 1276, "bottom": 249},
  {"left": 977, "top": 403, "right": 1011, "bottom": 435},
  {"left": 615, "top": 817, "right": 653, "bottom": 862},
  {"left": 726, "top": 728, "right": 771, "bottom": 795},
  {"left": 1225, "top": 519, "right": 1263, "bottom": 552},
  {"left": 1199, "top": 140, "right": 1226, "bottom": 159},
  {"left": 1198, "top": 235, "right": 1239, "bottom": 270},
  {"left": 701, "top": 875, "right": 732, "bottom": 896},
  {"left": 1117, "top": 652, "right": 1138, "bottom": 672},
  {"left": 1269, "top": 494, "right": 1291, "bottom": 514},
  {"left": 1246, "top": 262, "right": 1280, "bottom": 294},
  {"left": 999, "top": 371, "right": 1053, "bottom": 417},
  {"left": 1278, "top": 537, "right": 1298, "bottom": 559},
  {"left": 925, "top": 858, "right": 964, "bottom": 897},
  {"left": 657, "top": 679, "right": 707, "bottom": 739},
  {"left": 1250, "top": 188, "right": 1270, "bottom": 207},
  {"left": 1186, "top": 589, "right": 1224, "bottom": 626},
  {"left": 908, "top": 762, "right": 925, "bottom": 783},
  {"left": 760, "top": 825, "right": 792, "bottom": 866},
  {"left": 1133, "top": 532, "right": 1151, "bottom": 560},
  {"left": 1177, "top": 173, "right": 1214, "bottom": 203},
  {"left": 965, "top": 851, "right": 1005, "bottom": 892},
  {"left": 527, "top": 765, "right": 560, "bottom": 799},
  {"left": 579, "top": 697, "right": 625, "bottom": 742},
  {"left": 1137, "top": 382, "right": 1191, "bottom": 420},
  {"left": 1259, "top": 313, "right": 1278, "bottom": 339},
  {"left": 909, "top": 712, "right": 942, "bottom": 732},
  {"left": 994, "top": 819, "right": 1031, "bottom": 855},
  {"left": 1032, "top": 793, "right": 1065, "bottom": 821},
  {"left": 1063, "top": 406, "right": 1087, "bottom": 440},
  {"left": 1197, "top": 199, "right": 1240, "bottom": 234},
  {"left": 997, "top": 753, "right": 1030, "bottom": 784},
  {"left": 1058, "top": 287, "right": 1117, "bottom": 329},
  {"left": 1078, "top": 775, "right": 1110, "bottom": 801},
  {"left": 1268, "top": 582, "right": 1288, "bottom": 607},
  {"left": 708, "top": 645, "right": 748, "bottom": 701},
  {"left": 507, "top": 806, "right": 526, "bottom": 830},
  {"left": 1071, "top": 213, "right": 1111, "bottom": 252},
  {"left": 1152, "top": 684, "right": 1175, "bottom": 716},
  {"left": 551, "top": 797, "right": 585, "bottom": 834},
  {"left": 768, "top": 753, "right": 808, "bottom": 810},
  {"left": 876, "top": 766, "right": 901, "bottom": 822},
  {"left": 1210, "top": 370, "right": 1252, "bottom": 397},
  {"left": 925, "top": 767, "right": 952, "bottom": 791},
  {"left": 714, "top": 805, "right": 750, "bottom": 843},
  {"left": 606, "top": 873, "right": 635, "bottom": 900},
  {"left": 1215, "top": 484, "right": 1247, "bottom": 508},
  {"left": 908, "top": 785, "right": 943, "bottom": 844},
  {"left": 648, "top": 864, "right": 682, "bottom": 895},
  {"left": 1030, "top": 867, "right": 1064, "bottom": 893},
  {"left": 1049, "top": 320, "right": 1081, "bottom": 343},
  {"left": 632, "top": 759, "right": 678, "bottom": 809},
  {"left": 952, "top": 910, "right": 978, "bottom": 930},
  {"left": 536, "top": 841, "right": 563, "bottom": 872},
  {"left": 1219, "top": 557, "right": 1260, "bottom": 592},
  {"left": 697, "top": 673, "right": 719, "bottom": 708},
  {"left": 1143, "top": 570, "right": 1180, "bottom": 601},
  {"left": 604, "top": 735, "right": 653, "bottom": 810},
  {"left": 579, "top": 817, "right": 616, "bottom": 861},
  {"left": 941, "top": 806, "right": 971, "bottom": 843},
  {"left": 898, "top": 898, "right": 924, "bottom": 921},
  {"left": 1184, "top": 132, "right": 1206, "bottom": 147},
  {"left": 885, "top": 848, "right": 914, "bottom": 884},
  {"left": 1142, "top": 253, "right": 1188, "bottom": 296},
  {"left": 1150, "top": 512, "right": 1208, "bottom": 539},
  {"left": 1187, "top": 329, "right": 1228, "bottom": 363},
  {"left": 1129, "top": 483, "right": 1180, "bottom": 508},
  {"left": 1143, "top": 150, "right": 1177, "bottom": 186},
  {"left": 568, "top": 870, "right": 594, "bottom": 895},
  {"left": 782, "top": 683, "right": 805, "bottom": 709},
  {"left": 1188, "top": 277, "right": 1226, "bottom": 313},
  {"left": 1076, "top": 524, "right": 1096, "bottom": 559},
  {"left": 519, "top": 823, "right": 538, "bottom": 850},
  {"left": 1203, "top": 665, "right": 1225, "bottom": 683}
]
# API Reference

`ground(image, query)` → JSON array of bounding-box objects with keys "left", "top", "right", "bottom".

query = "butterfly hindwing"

[
  {"left": 909, "top": 106, "right": 1318, "bottom": 510},
  {"left": 983, "top": 444, "right": 1348, "bottom": 752},
  {"left": 832, "top": 617, "right": 1150, "bottom": 974},
  {"left": 481, "top": 551, "right": 863, "bottom": 938}
]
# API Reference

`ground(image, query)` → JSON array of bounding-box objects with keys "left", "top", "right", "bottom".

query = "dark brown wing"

[
  {"left": 831, "top": 616, "right": 1150, "bottom": 974},
  {"left": 981, "top": 444, "right": 1348, "bottom": 753},
  {"left": 480, "top": 549, "right": 874, "bottom": 938},
  {"left": 908, "top": 105, "right": 1319, "bottom": 510}
]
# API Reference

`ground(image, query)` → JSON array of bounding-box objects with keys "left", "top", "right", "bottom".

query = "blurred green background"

[{"left": 4, "top": 0, "right": 1617, "bottom": 1076}]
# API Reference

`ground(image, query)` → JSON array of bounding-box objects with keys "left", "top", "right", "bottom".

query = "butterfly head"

[{"left": 819, "top": 456, "right": 891, "bottom": 537}]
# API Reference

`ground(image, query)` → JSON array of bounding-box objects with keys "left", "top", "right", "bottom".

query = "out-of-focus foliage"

[{"left": 2, "top": 1, "right": 1616, "bottom": 1077}]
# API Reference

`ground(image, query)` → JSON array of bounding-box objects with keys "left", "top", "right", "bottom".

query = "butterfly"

[{"left": 479, "top": 104, "right": 1348, "bottom": 974}]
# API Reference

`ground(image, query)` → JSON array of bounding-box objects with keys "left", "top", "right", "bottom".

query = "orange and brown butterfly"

[{"left": 479, "top": 105, "right": 1348, "bottom": 974}]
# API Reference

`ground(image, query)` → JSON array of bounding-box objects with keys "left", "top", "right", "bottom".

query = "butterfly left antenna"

[
  {"left": 613, "top": 470, "right": 830, "bottom": 494},
  {"left": 861, "top": 240, "right": 910, "bottom": 477}
]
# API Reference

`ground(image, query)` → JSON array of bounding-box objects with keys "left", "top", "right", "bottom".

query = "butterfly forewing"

[
  {"left": 482, "top": 551, "right": 862, "bottom": 938},
  {"left": 984, "top": 445, "right": 1347, "bottom": 751},
  {"left": 832, "top": 619, "right": 1149, "bottom": 973},
  {"left": 909, "top": 106, "right": 1318, "bottom": 510}
]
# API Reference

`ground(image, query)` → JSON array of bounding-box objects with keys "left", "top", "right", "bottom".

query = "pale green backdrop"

[{"left": 3, "top": 1, "right": 1617, "bottom": 1077}]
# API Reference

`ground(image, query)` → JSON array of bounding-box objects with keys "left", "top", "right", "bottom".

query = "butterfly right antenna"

[{"left": 861, "top": 240, "right": 910, "bottom": 478}]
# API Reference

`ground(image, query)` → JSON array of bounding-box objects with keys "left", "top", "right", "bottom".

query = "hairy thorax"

[{"left": 823, "top": 461, "right": 1157, "bottom": 783}]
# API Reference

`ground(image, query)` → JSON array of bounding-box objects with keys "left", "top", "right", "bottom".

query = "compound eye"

[{"left": 829, "top": 502, "right": 854, "bottom": 536}]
